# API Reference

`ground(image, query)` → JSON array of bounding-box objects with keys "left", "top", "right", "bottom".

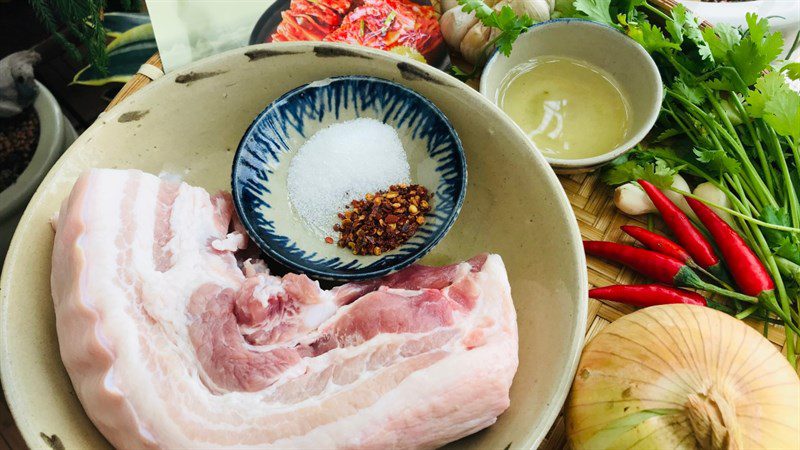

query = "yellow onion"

[{"left": 567, "top": 305, "right": 800, "bottom": 449}]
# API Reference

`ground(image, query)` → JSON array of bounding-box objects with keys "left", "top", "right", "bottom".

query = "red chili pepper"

[
  {"left": 589, "top": 284, "right": 707, "bottom": 307},
  {"left": 583, "top": 241, "right": 756, "bottom": 303},
  {"left": 686, "top": 197, "right": 774, "bottom": 296},
  {"left": 584, "top": 241, "right": 684, "bottom": 283},
  {"left": 637, "top": 180, "right": 726, "bottom": 279},
  {"left": 620, "top": 225, "right": 691, "bottom": 263}
]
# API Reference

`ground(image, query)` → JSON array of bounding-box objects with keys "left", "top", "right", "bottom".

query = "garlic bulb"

[
  {"left": 440, "top": 8, "right": 479, "bottom": 49},
  {"left": 506, "top": 0, "right": 554, "bottom": 22},
  {"left": 614, "top": 175, "right": 697, "bottom": 221},
  {"left": 567, "top": 305, "right": 800, "bottom": 450},
  {"left": 693, "top": 182, "right": 734, "bottom": 226},
  {"left": 442, "top": 0, "right": 461, "bottom": 11},
  {"left": 460, "top": 19, "right": 496, "bottom": 64},
  {"left": 441, "top": 0, "right": 553, "bottom": 64}
]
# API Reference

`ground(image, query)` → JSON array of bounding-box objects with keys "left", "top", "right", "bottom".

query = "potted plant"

[
  {"left": 676, "top": 0, "right": 800, "bottom": 58},
  {"left": 0, "top": 51, "right": 77, "bottom": 266}
]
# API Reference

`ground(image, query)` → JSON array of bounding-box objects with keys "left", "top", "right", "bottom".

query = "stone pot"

[{"left": 0, "top": 81, "right": 77, "bottom": 266}]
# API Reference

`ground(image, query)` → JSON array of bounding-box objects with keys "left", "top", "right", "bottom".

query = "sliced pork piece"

[{"left": 51, "top": 168, "right": 518, "bottom": 449}]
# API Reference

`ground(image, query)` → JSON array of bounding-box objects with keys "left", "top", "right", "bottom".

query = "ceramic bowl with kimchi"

[{"left": 249, "top": 0, "right": 449, "bottom": 68}]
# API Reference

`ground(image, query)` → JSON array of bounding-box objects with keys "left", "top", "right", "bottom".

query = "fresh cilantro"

[
  {"left": 702, "top": 23, "right": 741, "bottom": 61},
  {"left": 553, "top": 0, "right": 579, "bottom": 18},
  {"left": 458, "top": 0, "right": 534, "bottom": 58},
  {"left": 761, "top": 206, "right": 800, "bottom": 265},
  {"left": 672, "top": 78, "right": 705, "bottom": 105},
  {"left": 654, "top": 128, "right": 682, "bottom": 142},
  {"left": 602, "top": 158, "right": 677, "bottom": 188},
  {"left": 667, "top": 4, "right": 712, "bottom": 60},
  {"left": 747, "top": 71, "right": 800, "bottom": 141},
  {"left": 693, "top": 147, "right": 741, "bottom": 175},
  {"left": 780, "top": 62, "right": 800, "bottom": 80},
  {"left": 745, "top": 71, "right": 784, "bottom": 116},
  {"left": 626, "top": 21, "right": 680, "bottom": 53},
  {"left": 573, "top": 0, "right": 615, "bottom": 27}
]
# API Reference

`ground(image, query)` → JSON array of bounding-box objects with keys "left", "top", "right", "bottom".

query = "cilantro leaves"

[{"left": 574, "top": 0, "right": 615, "bottom": 27}]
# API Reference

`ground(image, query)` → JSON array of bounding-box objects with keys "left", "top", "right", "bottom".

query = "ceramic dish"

[
  {"left": 233, "top": 75, "right": 466, "bottom": 281},
  {"left": 480, "top": 19, "right": 663, "bottom": 173},
  {"left": 0, "top": 42, "right": 587, "bottom": 450}
]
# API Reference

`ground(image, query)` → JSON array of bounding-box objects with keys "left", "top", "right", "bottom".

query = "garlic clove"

[
  {"left": 505, "top": 0, "right": 553, "bottom": 22},
  {"left": 693, "top": 182, "right": 734, "bottom": 226},
  {"left": 663, "top": 174, "right": 698, "bottom": 222},
  {"left": 440, "top": 8, "right": 479, "bottom": 49},
  {"left": 459, "top": 21, "right": 493, "bottom": 64},
  {"left": 442, "top": 0, "right": 461, "bottom": 11},
  {"left": 614, "top": 175, "right": 697, "bottom": 220},
  {"left": 614, "top": 183, "right": 656, "bottom": 216},
  {"left": 567, "top": 305, "right": 800, "bottom": 450}
]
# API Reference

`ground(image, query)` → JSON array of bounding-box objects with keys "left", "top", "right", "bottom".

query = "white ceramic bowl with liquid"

[{"left": 480, "top": 19, "right": 663, "bottom": 173}]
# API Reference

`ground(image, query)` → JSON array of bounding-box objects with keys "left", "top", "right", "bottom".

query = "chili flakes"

[{"left": 334, "top": 184, "right": 432, "bottom": 256}]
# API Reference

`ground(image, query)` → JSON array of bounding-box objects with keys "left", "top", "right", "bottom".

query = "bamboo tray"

[{"left": 0, "top": 1, "right": 791, "bottom": 448}]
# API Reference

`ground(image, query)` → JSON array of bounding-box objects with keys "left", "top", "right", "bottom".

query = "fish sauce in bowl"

[{"left": 497, "top": 57, "right": 631, "bottom": 160}]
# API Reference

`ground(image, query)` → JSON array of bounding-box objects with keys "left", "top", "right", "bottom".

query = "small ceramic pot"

[
  {"left": 677, "top": 0, "right": 800, "bottom": 59},
  {"left": 480, "top": 19, "right": 663, "bottom": 173},
  {"left": 0, "top": 82, "right": 77, "bottom": 266}
]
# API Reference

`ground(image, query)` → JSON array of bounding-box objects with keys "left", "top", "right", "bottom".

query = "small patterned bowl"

[{"left": 232, "top": 76, "right": 466, "bottom": 281}]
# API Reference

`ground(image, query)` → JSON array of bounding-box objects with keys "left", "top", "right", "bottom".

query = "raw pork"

[{"left": 50, "top": 169, "right": 518, "bottom": 449}]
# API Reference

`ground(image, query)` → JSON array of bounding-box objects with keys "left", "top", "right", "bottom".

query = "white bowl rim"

[{"left": 480, "top": 18, "right": 664, "bottom": 169}]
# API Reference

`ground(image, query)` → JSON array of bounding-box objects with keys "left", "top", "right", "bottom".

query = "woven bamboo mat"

[
  {"left": 100, "top": 56, "right": 791, "bottom": 450},
  {"left": 0, "top": 1, "right": 791, "bottom": 446}
]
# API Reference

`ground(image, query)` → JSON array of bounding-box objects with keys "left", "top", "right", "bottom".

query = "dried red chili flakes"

[{"left": 333, "top": 184, "right": 432, "bottom": 256}]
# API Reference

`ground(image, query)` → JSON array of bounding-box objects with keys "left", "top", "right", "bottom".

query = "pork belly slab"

[{"left": 50, "top": 169, "right": 518, "bottom": 449}]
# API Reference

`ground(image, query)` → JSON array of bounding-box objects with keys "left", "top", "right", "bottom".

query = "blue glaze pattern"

[{"left": 232, "top": 76, "right": 466, "bottom": 281}]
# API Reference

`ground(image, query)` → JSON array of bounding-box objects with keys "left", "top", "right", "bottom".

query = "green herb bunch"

[
  {"left": 571, "top": 1, "right": 800, "bottom": 363},
  {"left": 452, "top": 0, "right": 536, "bottom": 79},
  {"left": 28, "top": 0, "right": 141, "bottom": 74}
]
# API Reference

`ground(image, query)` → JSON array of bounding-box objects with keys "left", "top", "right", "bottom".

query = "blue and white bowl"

[{"left": 232, "top": 76, "right": 466, "bottom": 281}]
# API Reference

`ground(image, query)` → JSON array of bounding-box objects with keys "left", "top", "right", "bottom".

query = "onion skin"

[{"left": 567, "top": 305, "right": 800, "bottom": 450}]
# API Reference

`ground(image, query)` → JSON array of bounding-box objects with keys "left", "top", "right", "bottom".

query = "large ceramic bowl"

[
  {"left": 233, "top": 75, "right": 466, "bottom": 281},
  {"left": 0, "top": 42, "right": 587, "bottom": 450}
]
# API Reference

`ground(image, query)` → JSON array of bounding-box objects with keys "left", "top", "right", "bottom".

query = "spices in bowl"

[
  {"left": 287, "top": 117, "right": 411, "bottom": 232},
  {"left": 333, "top": 184, "right": 432, "bottom": 255}
]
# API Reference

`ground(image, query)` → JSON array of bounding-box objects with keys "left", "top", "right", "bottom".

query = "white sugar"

[{"left": 287, "top": 118, "right": 411, "bottom": 232}]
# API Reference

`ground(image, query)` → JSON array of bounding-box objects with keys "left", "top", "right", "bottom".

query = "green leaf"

[
  {"left": 458, "top": 0, "right": 533, "bottom": 57},
  {"left": 626, "top": 22, "right": 680, "bottom": 53},
  {"left": 102, "top": 12, "right": 150, "bottom": 35},
  {"left": 654, "top": 128, "right": 682, "bottom": 142},
  {"left": 746, "top": 71, "right": 785, "bottom": 117},
  {"left": 702, "top": 23, "right": 740, "bottom": 61},
  {"left": 574, "top": 0, "right": 615, "bottom": 27},
  {"left": 602, "top": 158, "right": 677, "bottom": 188},
  {"left": 780, "top": 62, "right": 800, "bottom": 80},
  {"left": 72, "top": 40, "right": 157, "bottom": 86},
  {"left": 763, "top": 87, "right": 800, "bottom": 141},
  {"left": 554, "top": 0, "right": 579, "bottom": 17},
  {"left": 493, "top": 6, "right": 534, "bottom": 56},
  {"left": 761, "top": 206, "right": 800, "bottom": 264},
  {"left": 693, "top": 147, "right": 741, "bottom": 175},
  {"left": 106, "top": 23, "right": 154, "bottom": 53},
  {"left": 672, "top": 78, "right": 705, "bottom": 104},
  {"left": 747, "top": 71, "right": 800, "bottom": 141},
  {"left": 667, "top": 4, "right": 712, "bottom": 60}
]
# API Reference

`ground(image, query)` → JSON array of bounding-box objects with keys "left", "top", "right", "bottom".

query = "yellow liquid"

[{"left": 498, "top": 57, "right": 631, "bottom": 160}]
